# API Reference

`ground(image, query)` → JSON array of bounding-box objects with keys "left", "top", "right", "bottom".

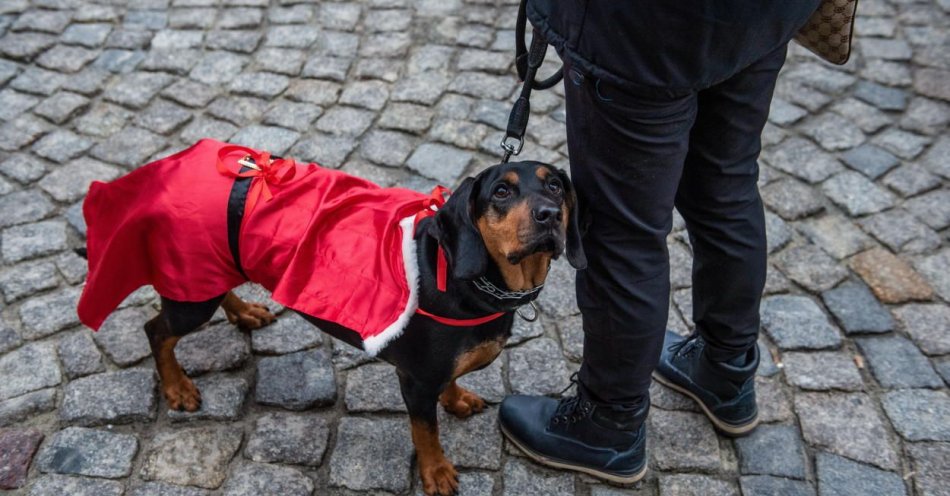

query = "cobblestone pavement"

[{"left": 0, "top": 0, "right": 948, "bottom": 495}]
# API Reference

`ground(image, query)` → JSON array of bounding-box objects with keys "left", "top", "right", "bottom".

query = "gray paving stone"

[
  {"left": 329, "top": 416, "right": 413, "bottom": 493},
  {"left": 264, "top": 25, "right": 318, "bottom": 48},
  {"left": 648, "top": 409, "right": 721, "bottom": 471},
  {"left": 0, "top": 341, "right": 61, "bottom": 403},
  {"left": 299, "top": 54, "right": 350, "bottom": 81},
  {"left": 893, "top": 304, "right": 950, "bottom": 355},
  {"left": 873, "top": 128, "right": 931, "bottom": 160},
  {"left": 230, "top": 125, "right": 299, "bottom": 155},
  {"left": 132, "top": 100, "right": 193, "bottom": 135},
  {"left": 859, "top": 209, "right": 941, "bottom": 254},
  {"left": 919, "top": 136, "right": 950, "bottom": 180},
  {"left": 11, "top": 67, "right": 68, "bottom": 96},
  {"left": 756, "top": 375, "right": 795, "bottom": 422},
  {"left": 854, "top": 81, "right": 907, "bottom": 110},
  {"left": 57, "top": 331, "right": 105, "bottom": 380},
  {"left": 761, "top": 178, "right": 825, "bottom": 220},
  {"left": 0, "top": 189, "right": 55, "bottom": 231},
  {"left": 740, "top": 476, "right": 815, "bottom": 496},
  {"left": 882, "top": 164, "right": 941, "bottom": 197},
  {"left": 73, "top": 102, "right": 132, "bottom": 137},
  {"left": 103, "top": 72, "right": 175, "bottom": 109},
  {"left": 502, "top": 457, "right": 574, "bottom": 496},
  {"left": 29, "top": 475, "right": 124, "bottom": 496},
  {"left": 140, "top": 426, "right": 243, "bottom": 489},
  {"left": 774, "top": 244, "right": 848, "bottom": 292},
  {"left": 795, "top": 392, "right": 898, "bottom": 470},
  {"left": 93, "top": 306, "right": 154, "bottom": 367},
  {"left": 31, "top": 130, "right": 92, "bottom": 163},
  {"left": 180, "top": 116, "right": 238, "bottom": 143},
  {"left": 457, "top": 354, "right": 506, "bottom": 403},
  {"left": 783, "top": 351, "right": 864, "bottom": 391},
  {"left": 175, "top": 323, "right": 249, "bottom": 376},
  {"left": 255, "top": 348, "right": 336, "bottom": 410},
  {"left": 801, "top": 113, "right": 865, "bottom": 152},
  {"left": 0, "top": 323, "right": 22, "bottom": 354},
  {"left": 319, "top": 3, "right": 361, "bottom": 30},
  {"left": 261, "top": 100, "right": 322, "bottom": 132},
  {"left": 339, "top": 80, "right": 390, "bottom": 110},
  {"left": 250, "top": 312, "right": 321, "bottom": 355},
  {"left": 901, "top": 97, "right": 950, "bottom": 135},
  {"left": 915, "top": 68, "right": 950, "bottom": 102},
  {"left": 839, "top": 143, "right": 900, "bottom": 179},
  {"left": 821, "top": 171, "right": 895, "bottom": 216},
  {"left": 735, "top": 424, "right": 807, "bottom": 478},
  {"left": 821, "top": 280, "right": 894, "bottom": 334},
  {"left": 379, "top": 102, "right": 434, "bottom": 132},
  {"left": 407, "top": 143, "right": 472, "bottom": 184},
  {"left": 440, "top": 406, "right": 503, "bottom": 470},
  {"left": 0, "top": 388, "right": 56, "bottom": 427},
  {"left": 0, "top": 115, "right": 54, "bottom": 152},
  {"left": 38, "top": 157, "right": 120, "bottom": 203},
  {"left": 0, "top": 259, "right": 58, "bottom": 303},
  {"left": 206, "top": 29, "right": 262, "bottom": 54},
  {"left": 289, "top": 133, "right": 357, "bottom": 168},
  {"left": 767, "top": 136, "right": 847, "bottom": 183},
  {"left": 61, "top": 67, "right": 111, "bottom": 96},
  {"left": 830, "top": 98, "right": 892, "bottom": 133},
  {"left": 167, "top": 375, "right": 247, "bottom": 422},
  {"left": 35, "top": 427, "right": 138, "bottom": 479},
  {"left": 189, "top": 51, "right": 248, "bottom": 85},
  {"left": 61, "top": 368, "right": 157, "bottom": 426},
  {"left": 816, "top": 452, "right": 906, "bottom": 496},
  {"left": 314, "top": 105, "right": 374, "bottom": 136},
  {"left": 344, "top": 362, "right": 405, "bottom": 412},
  {"left": 906, "top": 442, "right": 950, "bottom": 496},
  {"left": 33, "top": 91, "right": 88, "bottom": 124},
  {"left": 35, "top": 45, "right": 99, "bottom": 73},
  {"left": 61, "top": 23, "right": 112, "bottom": 48},
  {"left": 904, "top": 189, "right": 950, "bottom": 231},
  {"left": 857, "top": 335, "right": 942, "bottom": 389},
  {"left": 92, "top": 48, "right": 145, "bottom": 73},
  {"left": 245, "top": 412, "right": 329, "bottom": 466},
  {"left": 206, "top": 95, "right": 269, "bottom": 126},
  {"left": 127, "top": 481, "right": 210, "bottom": 496},
  {"left": 90, "top": 126, "right": 168, "bottom": 168},
  {"left": 0, "top": 89, "right": 39, "bottom": 121},
  {"left": 882, "top": 389, "right": 950, "bottom": 442},
  {"left": 221, "top": 462, "right": 312, "bottom": 496},
  {"left": 797, "top": 216, "right": 874, "bottom": 260},
  {"left": 229, "top": 72, "right": 289, "bottom": 99},
  {"left": 0, "top": 32, "right": 56, "bottom": 61},
  {"left": 360, "top": 129, "right": 414, "bottom": 167},
  {"left": 659, "top": 474, "right": 739, "bottom": 496},
  {"left": 508, "top": 337, "right": 571, "bottom": 396},
  {"left": 284, "top": 79, "right": 340, "bottom": 106}
]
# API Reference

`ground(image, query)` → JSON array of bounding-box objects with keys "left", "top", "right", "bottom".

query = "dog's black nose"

[{"left": 532, "top": 205, "right": 560, "bottom": 226}]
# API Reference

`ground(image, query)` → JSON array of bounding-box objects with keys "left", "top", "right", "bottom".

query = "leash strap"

[{"left": 501, "top": 0, "right": 564, "bottom": 163}]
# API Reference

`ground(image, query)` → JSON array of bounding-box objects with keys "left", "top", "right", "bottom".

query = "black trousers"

[{"left": 565, "top": 44, "right": 788, "bottom": 406}]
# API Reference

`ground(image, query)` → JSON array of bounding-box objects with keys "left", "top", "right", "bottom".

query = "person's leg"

[
  {"left": 655, "top": 43, "right": 789, "bottom": 435},
  {"left": 499, "top": 64, "right": 697, "bottom": 482}
]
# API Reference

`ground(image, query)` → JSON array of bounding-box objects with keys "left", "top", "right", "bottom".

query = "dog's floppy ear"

[
  {"left": 433, "top": 175, "right": 489, "bottom": 280},
  {"left": 554, "top": 167, "right": 587, "bottom": 270}
]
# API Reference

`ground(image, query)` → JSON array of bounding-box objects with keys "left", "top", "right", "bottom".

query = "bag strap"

[{"left": 501, "top": 0, "right": 564, "bottom": 163}]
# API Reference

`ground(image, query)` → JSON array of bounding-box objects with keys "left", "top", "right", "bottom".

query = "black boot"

[
  {"left": 653, "top": 330, "right": 759, "bottom": 436},
  {"left": 499, "top": 380, "right": 648, "bottom": 483}
]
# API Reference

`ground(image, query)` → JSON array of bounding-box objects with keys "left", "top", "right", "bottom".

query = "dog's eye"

[
  {"left": 493, "top": 184, "right": 511, "bottom": 199},
  {"left": 548, "top": 179, "right": 563, "bottom": 195}
]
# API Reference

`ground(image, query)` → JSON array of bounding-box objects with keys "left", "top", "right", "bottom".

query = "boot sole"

[
  {"left": 652, "top": 372, "right": 759, "bottom": 437},
  {"left": 500, "top": 423, "right": 648, "bottom": 484}
]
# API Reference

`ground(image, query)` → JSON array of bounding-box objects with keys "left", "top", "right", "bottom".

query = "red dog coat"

[{"left": 77, "top": 138, "right": 438, "bottom": 355}]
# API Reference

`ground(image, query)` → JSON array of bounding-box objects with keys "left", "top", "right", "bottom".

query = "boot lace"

[
  {"left": 551, "top": 373, "right": 594, "bottom": 426},
  {"left": 668, "top": 331, "right": 705, "bottom": 359}
]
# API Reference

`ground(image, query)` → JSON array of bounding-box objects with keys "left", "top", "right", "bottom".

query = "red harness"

[{"left": 412, "top": 186, "right": 506, "bottom": 327}]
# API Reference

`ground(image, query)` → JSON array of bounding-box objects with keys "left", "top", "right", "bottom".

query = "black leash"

[{"left": 500, "top": 0, "right": 564, "bottom": 163}]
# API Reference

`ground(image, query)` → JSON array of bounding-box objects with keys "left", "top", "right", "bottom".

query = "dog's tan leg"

[
  {"left": 439, "top": 381, "right": 485, "bottom": 418},
  {"left": 412, "top": 419, "right": 459, "bottom": 496},
  {"left": 145, "top": 317, "right": 201, "bottom": 411},
  {"left": 221, "top": 290, "right": 276, "bottom": 329}
]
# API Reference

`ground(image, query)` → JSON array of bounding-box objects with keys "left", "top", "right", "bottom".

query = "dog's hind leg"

[
  {"left": 145, "top": 295, "right": 225, "bottom": 411},
  {"left": 221, "top": 291, "right": 276, "bottom": 330},
  {"left": 398, "top": 371, "right": 459, "bottom": 496}
]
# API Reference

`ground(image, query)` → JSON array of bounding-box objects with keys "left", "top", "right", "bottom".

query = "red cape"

[{"left": 78, "top": 139, "right": 430, "bottom": 355}]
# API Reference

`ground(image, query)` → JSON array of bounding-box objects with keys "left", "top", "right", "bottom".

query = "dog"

[{"left": 76, "top": 139, "right": 585, "bottom": 496}]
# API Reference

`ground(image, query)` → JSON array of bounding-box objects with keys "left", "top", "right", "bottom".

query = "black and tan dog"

[{"left": 129, "top": 160, "right": 585, "bottom": 495}]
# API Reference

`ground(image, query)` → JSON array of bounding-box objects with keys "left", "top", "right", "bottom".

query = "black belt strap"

[{"left": 227, "top": 158, "right": 254, "bottom": 279}]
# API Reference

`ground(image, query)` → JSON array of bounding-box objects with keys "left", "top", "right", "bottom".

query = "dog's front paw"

[
  {"left": 440, "top": 385, "right": 485, "bottom": 419},
  {"left": 420, "top": 456, "right": 459, "bottom": 496},
  {"left": 226, "top": 302, "right": 276, "bottom": 330},
  {"left": 164, "top": 376, "right": 202, "bottom": 412}
]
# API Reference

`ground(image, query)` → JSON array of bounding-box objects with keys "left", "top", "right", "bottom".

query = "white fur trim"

[{"left": 362, "top": 215, "right": 420, "bottom": 356}]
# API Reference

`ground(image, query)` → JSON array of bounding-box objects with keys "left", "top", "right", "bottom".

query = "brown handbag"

[{"left": 794, "top": 0, "right": 860, "bottom": 65}]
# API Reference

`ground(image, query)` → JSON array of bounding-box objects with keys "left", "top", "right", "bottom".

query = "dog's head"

[{"left": 432, "top": 161, "right": 586, "bottom": 290}]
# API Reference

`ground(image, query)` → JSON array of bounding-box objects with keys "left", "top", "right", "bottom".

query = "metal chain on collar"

[{"left": 473, "top": 276, "right": 544, "bottom": 300}]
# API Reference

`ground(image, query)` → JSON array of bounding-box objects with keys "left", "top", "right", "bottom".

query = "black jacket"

[{"left": 527, "top": 0, "right": 820, "bottom": 95}]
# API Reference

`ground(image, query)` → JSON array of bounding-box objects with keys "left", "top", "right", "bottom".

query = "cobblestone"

[
  {"left": 735, "top": 424, "right": 807, "bottom": 478},
  {"left": 244, "top": 412, "right": 329, "bottom": 466},
  {"left": 857, "top": 335, "right": 943, "bottom": 388},
  {"left": 816, "top": 452, "right": 906, "bottom": 496},
  {"left": 35, "top": 427, "right": 138, "bottom": 479},
  {"left": 783, "top": 351, "right": 864, "bottom": 391},
  {"left": 329, "top": 417, "right": 413, "bottom": 493},
  {"left": 850, "top": 248, "right": 934, "bottom": 303},
  {"left": 761, "top": 295, "right": 842, "bottom": 350},
  {"left": 821, "top": 280, "right": 895, "bottom": 334},
  {"left": 795, "top": 392, "right": 898, "bottom": 469},
  {"left": 255, "top": 348, "right": 336, "bottom": 410},
  {"left": 140, "top": 426, "right": 242, "bottom": 489},
  {"left": 60, "top": 368, "right": 157, "bottom": 426},
  {"left": 882, "top": 389, "right": 950, "bottom": 442}
]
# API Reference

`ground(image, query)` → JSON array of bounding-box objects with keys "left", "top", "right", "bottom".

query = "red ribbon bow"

[{"left": 216, "top": 145, "right": 299, "bottom": 215}]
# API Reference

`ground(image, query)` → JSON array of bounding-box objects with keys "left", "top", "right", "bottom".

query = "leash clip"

[
  {"left": 516, "top": 301, "right": 539, "bottom": 322},
  {"left": 236, "top": 155, "right": 261, "bottom": 171},
  {"left": 500, "top": 135, "right": 524, "bottom": 163}
]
